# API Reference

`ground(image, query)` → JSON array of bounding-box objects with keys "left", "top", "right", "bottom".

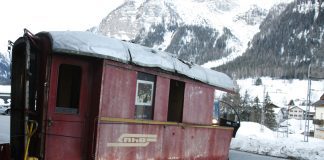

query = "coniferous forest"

[{"left": 216, "top": 1, "right": 324, "bottom": 79}]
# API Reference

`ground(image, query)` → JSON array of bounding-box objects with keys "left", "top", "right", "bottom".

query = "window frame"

[
  {"left": 55, "top": 64, "right": 82, "bottom": 114},
  {"left": 134, "top": 72, "right": 156, "bottom": 120},
  {"left": 135, "top": 80, "right": 155, "bottom": 106},
  {"left": 167, "top": 79, "right": 185, "bottom": 123}
]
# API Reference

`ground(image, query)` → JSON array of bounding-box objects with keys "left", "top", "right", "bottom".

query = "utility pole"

[
  {"left": 286, "top": 107, "right": 289, "bottom": 137},
  {"left": 304, "top": 64, "right": 311, "bottom": 142},
  {"left": 261, "top": 85, "right": 265, "bottom": 132}
]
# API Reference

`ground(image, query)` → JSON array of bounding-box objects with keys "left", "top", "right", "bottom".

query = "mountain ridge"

[
  {"left": 94, "top": 0, "right": 323, "bottom": 80},
  {"left": 94, "top": 0, "right": 291, "bottom": 67},
  {"left": 216, "top": 0, "right": 324, "bottom": 79}
]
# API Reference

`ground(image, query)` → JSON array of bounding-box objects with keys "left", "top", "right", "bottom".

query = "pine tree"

[
  {"left": 264, "top": 93, "right": 277, "bottom": 130},
  {"left": 240, "top": 90, "right": 252, "bottom": 121},
  {"left": 251, "top": 96, "right": 261, "bottom": 123},
  {"left": 255, "top": 77, "right": 262, "bottom": 86}
]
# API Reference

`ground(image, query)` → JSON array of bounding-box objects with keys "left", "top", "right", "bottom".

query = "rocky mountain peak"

[
  {"left": 96, "top": 0, "right": 291, "bottom": 67},
  {"left": 216, "top": 0, "right": 324, "bottom": 79},
  {"left": 98, "top": 0, "right": 181, "bottom": 40}
]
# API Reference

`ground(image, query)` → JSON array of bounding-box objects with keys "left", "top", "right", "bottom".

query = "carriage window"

[
  {"left": 167, "top": 80, "right": 185, "bottom": 122},
  {"left": 134, "top": 72, "right": 156, "bottom": 120},
  {"left": 55, "top": 64, "right": 82, "bottom": 114}
]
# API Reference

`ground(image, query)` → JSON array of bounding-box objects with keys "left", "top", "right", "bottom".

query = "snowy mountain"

[
  {"left": 0, "top": 53, "right": 10, "bottom": 85},
  {"left": 94, "top": 0, "right": 292, "bottom": 65},
  {"left": 217, "top": 0, "right": 324, "bottom": 79},
  {"left": 94, "top": 0, "right": 324, "bottom": 108}
]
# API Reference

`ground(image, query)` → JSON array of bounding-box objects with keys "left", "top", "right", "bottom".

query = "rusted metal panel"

[
  {"left": 100, "top": 63, "right": 137, "bottom": 118},
  {"left": 45, "top": 135, "right": 82, "bottom": 159},
  {"left": 96, "top": 122, "right": 233, "bottom": 159},
  {"left": 97, "top": 124, "right": 162, "bottom": 159},
  {"left": 181, "top": 128, "right": 232, "bottom": 159},
  {"left": 45, "top": 121, "right": 83, "bottom": 137},
  {"left": 153, "top": 76, "right": 170, "bottom": 121},
  {"left": 160, "top": 125, "right": 185, "bottom": 158},
  {"left": 183, "top": 83, "right": 214, "bottom": 124},
  {"left": 210, "top": 129, "right": 233, "bottom": 159}
]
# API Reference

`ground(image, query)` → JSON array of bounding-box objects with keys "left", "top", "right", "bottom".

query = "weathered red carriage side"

[{"left": 9, "top": 30, "right": 237, "bottom": 160}]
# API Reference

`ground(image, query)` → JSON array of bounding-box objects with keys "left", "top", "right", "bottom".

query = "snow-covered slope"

[
  {"left": 235, "top": 77, "right": 324, "bottom": 107},
  {"left": 217, "top": 0, "right": 324, "bottom": 79},
  {"left": 231, "top": 122, "right": 324, "bottom": 160},
  {"left": 96, "top": 0, "right": 293, "bottom": 66}
]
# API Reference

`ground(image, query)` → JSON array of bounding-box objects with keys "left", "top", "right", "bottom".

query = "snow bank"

[
  {"left": 285, "top": 119, "right": 314, "bottom": 134},
  {"left": 231, "top": 122, "right": 324, "bottom": 160},
  {"left": 0, "top": 85, "right": 10, "bottom": 93}
]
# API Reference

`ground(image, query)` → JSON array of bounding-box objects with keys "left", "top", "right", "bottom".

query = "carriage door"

[{"left": 45, "top": 55, "right": 91, "bottom": 159}]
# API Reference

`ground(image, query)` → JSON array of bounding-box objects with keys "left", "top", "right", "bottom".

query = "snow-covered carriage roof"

[{"left": 43, "top": 31, "right": 236, "bottom": 92}]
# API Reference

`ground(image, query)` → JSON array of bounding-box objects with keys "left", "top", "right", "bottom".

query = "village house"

[
  {"left": 274, "top": 107, "right": 288, "bottom": 123},
  {"left": 313, "top": 94, "right": 324, "bottom": 139},
  {"left": 288, "top": 105, "right": 315, "bottom": 120}
]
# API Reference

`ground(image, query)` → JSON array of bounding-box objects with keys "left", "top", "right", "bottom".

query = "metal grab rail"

[
  {"left": 24, "top": 120, "right": 38, "bottom": 160},
  {"left": 218, "top": 100, "right": 241, "bottom": 137}
]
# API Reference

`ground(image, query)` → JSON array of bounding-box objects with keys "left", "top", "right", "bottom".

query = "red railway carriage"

[{"left": 7, "top": 30, "right": 238, "bottom": 160}]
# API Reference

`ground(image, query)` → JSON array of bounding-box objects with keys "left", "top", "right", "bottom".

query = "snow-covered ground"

[
  {"left": 0, "top": 115, "right": 10, "bottom": 144},
  {"left": 226, "top": 77, "right": 324, "bottom": 159},
  {"left": 231, "top": 121, "right": 324, "bottom": 160},
  {"left": 285, "top": 119, "right": 314, "bottom": 134}
]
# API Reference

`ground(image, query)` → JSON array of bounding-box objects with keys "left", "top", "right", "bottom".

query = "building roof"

[
  {"left": 267, "top": 103, "right": 280, "bottom": 108},
  {"left": 39, "top": 31, "right": 236, "bottom": 92},
  {"left": 313, "top": 94, "right": 324, "bottom": 107},
  {"left": 289, "top": 106, "right": 315, "bottom": 113},
  {"left": 273, "top": 108, "right": 283, "bottom": 114},
  {"left": 313, "top": 100, "right": 324, "bottom": 107}
]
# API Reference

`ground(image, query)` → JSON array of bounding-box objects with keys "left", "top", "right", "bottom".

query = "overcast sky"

[{"left": 0, "top": 0, "right": 125, "bottom": 55}]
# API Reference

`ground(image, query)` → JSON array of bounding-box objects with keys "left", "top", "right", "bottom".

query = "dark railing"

[{"left": 313, "top": 119, "right": 324, "bottom": 125}]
